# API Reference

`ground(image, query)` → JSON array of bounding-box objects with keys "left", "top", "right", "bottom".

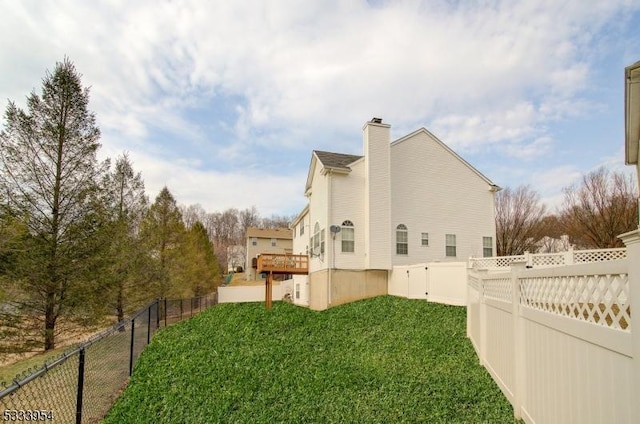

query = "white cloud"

[
  {"left": 1, "top": 0, "right": 638, "bottom": 215},
  {"left": 125, "top": 149, "right": 307, "bottom": 216}
]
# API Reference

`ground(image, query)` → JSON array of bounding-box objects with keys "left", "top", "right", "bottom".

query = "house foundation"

[{"left": 308, "top": 269, "right": 388, "bottom": 311}]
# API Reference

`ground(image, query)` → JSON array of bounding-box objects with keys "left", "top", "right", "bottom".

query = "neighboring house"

[
  {"left": 537, "top": 235, "right": 572, "bottom": 254},
  {"left": 625, "top": 60, "right": 640, "bottom": 226},
  {"left": 291, "top": 118, "right": 500, "bottom": 310},
  {"left": 226, "top": 245, "right": 246, "bottom": 272},
  {"left": 245, "top": 227, "right": 293, "bottom": 281}
]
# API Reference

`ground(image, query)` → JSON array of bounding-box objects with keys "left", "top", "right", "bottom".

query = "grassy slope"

[{"left": 104, "top": 297, "right": 517, "bottom": 423}]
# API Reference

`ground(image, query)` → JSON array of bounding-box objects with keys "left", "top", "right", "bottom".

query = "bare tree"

[
  {"left": 238, "top": 206, "right": 260, "bottom": 241},
  {"left": 206, "top": 208, "right": 240, "bottom": 271},
  {"left": 559, "top": 168, "right": 638, "bottom": 249},
  {"left": 495, "top": 185, "right": 548, "bottom": 256},
  {"left": 536, "top": 214, "right": 573, "bottom": 253},
  {"left": 260, "top": 214, "right": 295, "bottom": 229},
  {"left": 180, "top": 203, "right": 207, "bottom": 230}
]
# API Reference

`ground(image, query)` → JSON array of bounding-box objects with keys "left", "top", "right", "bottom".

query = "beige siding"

[
  {"left": 390, "top": 130, "right": 496, "bottom": 265},
  {"left": 245, "top": 237, "right": 292, "bottom": 280},
  {"left": 292, "top": 210, "right": 310, "bottom": 306},
  {"left": 331, "top": 159, "right": 366, "bottom": 269},
  {"left": 292, "top": 210, "right": 309, "bottom": 255},
  {"left": 307, "top": 160, "right": 329, "bottom": 273},
  {"left": 363, "top": 121, "right": 392, "bottom": 270}
]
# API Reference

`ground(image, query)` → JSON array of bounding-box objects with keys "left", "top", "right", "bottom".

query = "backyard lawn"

[{"left": 104, "top": 296, "right": 517, "bottom": 423}]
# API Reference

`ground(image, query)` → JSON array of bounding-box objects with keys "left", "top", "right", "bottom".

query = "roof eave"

[
  {"left": 321, "top": 166, "right": 351, "bottom": 175},
  {"left": 625, "top": 61, "right": 640, "bottom": 165},
  {"left": 291, "top": 204, "right": 309, "bottom": 227}
]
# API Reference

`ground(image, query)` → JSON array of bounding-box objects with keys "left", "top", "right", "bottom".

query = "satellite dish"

[{"left": 329, "top": 225, "right": 341, "bottom": 234}]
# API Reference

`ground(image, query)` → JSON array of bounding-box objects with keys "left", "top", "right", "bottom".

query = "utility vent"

[{"left": 371, "top": 117, "right": 382, "bottom": 124}]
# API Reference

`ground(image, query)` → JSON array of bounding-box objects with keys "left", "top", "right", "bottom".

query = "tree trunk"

[
  {"left": 116, "top": 284, "right": 125, "bottom": 321},
  {"left": 44, "top": 291, "right": 57, "bottom": 351}
]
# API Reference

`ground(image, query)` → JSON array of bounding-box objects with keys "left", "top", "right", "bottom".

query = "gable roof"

[
  {"left": 246, "top": 227, "right": 292, "bottom": 240},
  {"left": 305, "top": 150, "right": 363, "bottom": 193},
  {"left": 391, "top": 127, "right": 501, "bottom": 191},
  {"left": 314, "top": 150, "right": 363, "bottom": 170},
  {"left": 625, "top": 60, "right": 640, "bottom": 165}
]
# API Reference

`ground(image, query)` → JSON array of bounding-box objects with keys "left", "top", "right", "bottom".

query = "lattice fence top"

[
  {"left": 530, "top": 253, "right": 564, "bottom": 267},
  {"left": 574, "top": 248, "right": 627, "bottom": 263},
  {"left": 483, "top": 277, "right": 512, "bottom": 301},
  {"left": 519, "top": 273, "right": 630, "bottom": 331},
  {"left": 471, "top": 255, "right": 522, "bottom": 269},
  {"left": 470, "top": 247, "right": 627, "bottom": 270}
]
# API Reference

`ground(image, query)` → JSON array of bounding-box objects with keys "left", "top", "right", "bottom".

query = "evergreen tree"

[
  {"left": 180, "top": 221, "right": 221, "bottom": 296},
  {"left": 140, "top": 187, "right": 186, "bottom": 297},
  {"left": 0, "top": 58, "right": 107, "bottom": 350},
  {"left": 103, "top": 153, "right": 149, "bottom": 322}
]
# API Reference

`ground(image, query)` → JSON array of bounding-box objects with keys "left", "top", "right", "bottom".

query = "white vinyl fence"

[
  {"left": 467, "top": 239, "right": 640, "bottom": 424},
  {"left": 469, "top": 247, "right": 626, "bottom": 270},
  {"left": 218, "top": 279, "right": 294, "bottom": 304},
  {"left": 388, "top": 262, "right": 467, "bottom": 306}
]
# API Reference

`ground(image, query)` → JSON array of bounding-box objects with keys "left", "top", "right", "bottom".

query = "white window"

[
  {"left": 341, "top": 220, "right": 354, "bottom": 253},
  {"left": 421, "top": 232, "right": 429, "bottom": 247},
  {"left": 396, "top": 224, "right": 408, "bottom": 255},
  {"left": 295, "top": 284, "right": 300, "bottom": 299},
  {"left": 251, "top": 237, "right": 257, "bottom": 246},
  {"left": 271, "top": 238, "right": 276, "bottom": 247},
  {"left": 300, "top": 224, "right": 304, "bottom": 236},
  {"left": 313, "top": 222, "right": 320, "bottom": 254},
  {"left": 320, "top": 229, "right": 325, "bottom": 254},
  {"left": 446, "top": 234, "right": 456, "bottom": 257},
  {"left": 483, "top": 236, "right": 493, "bottom": 257}
]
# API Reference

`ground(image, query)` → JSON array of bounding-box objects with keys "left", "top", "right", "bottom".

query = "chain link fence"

[{"left": 0, "top": 293, "right": 217, "bottom": 423}]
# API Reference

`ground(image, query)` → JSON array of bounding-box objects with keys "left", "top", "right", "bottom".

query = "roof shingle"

[{"left": 314, "top": 150, "right": 362, "bottom": 170}]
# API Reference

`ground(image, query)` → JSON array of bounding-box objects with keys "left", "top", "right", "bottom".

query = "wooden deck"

[{"left": 257, "top": 254, "right": 309, "bottom": 275}]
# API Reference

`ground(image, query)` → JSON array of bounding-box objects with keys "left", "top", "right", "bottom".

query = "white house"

[
  {"left": 226, "top": 245, "right": 246, "bottom": 272},
  {"left": 625, "top": 60, "right": 640, "bottom": 225},
  {"left": 291, "top": 118, "right": 500, "bottom": 310}
]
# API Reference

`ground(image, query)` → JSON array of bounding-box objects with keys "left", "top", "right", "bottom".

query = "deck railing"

[{"left": 257, "top": 254, "right": 309, "bottom": 275}]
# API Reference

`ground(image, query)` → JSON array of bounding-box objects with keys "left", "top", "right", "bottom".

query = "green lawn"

[{"left": 104, "top": 296, "right": 517, "bottom": 423}]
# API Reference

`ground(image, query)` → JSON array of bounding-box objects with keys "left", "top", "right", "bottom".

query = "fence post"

[
  {"left": 129, "top": 318, "right": 136, "bottom": 376},
  {"left": 564, "top": 246, "right": 574, "bottom": 265},
  {"left": 511, "top": 261, "right": 527, "bottom": 420},
  {"left": 147, "top": 305, "right": 151, "bottom": 345},
  {"left": 75, "top": 347, "right": 86, "bottom": 424},
  {"left": 478, "top": 269, "right": 488, "bottom": 366},
  {"left": 156, "top": 300, "right": 160, "bottom": 332},
  {"left": 619, "top": 230, "right": 640, "bottom": 422},
  {"left": 164, "top": 298, "right": 167, "bottom": 327}
]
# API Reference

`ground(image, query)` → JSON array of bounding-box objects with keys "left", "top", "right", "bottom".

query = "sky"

[{"left": 1, "top": 0, "right": 640, "bottom": 217}]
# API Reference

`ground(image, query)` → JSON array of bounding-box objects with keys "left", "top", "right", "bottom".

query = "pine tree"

[
  {"left": 180, "top": 221, "right": 221, "bottom": 297},
  {"left": 103, "top": 153, "right": 149, "bottom": 322},
  {"left": 0, "top": 58, "right": 107, "bottom": 351},
  {"left": 140, "top": 187, "right": 186, "bottom": 297}
]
